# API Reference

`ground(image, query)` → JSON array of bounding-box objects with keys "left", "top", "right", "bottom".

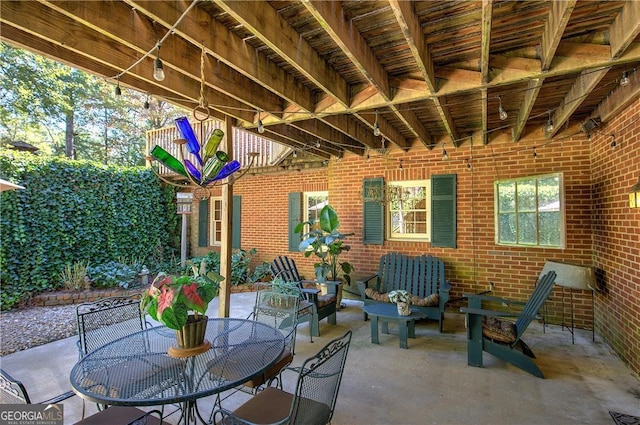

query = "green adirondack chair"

[{"left": 461, "top": 271, "right": 557, "bottom": 378}]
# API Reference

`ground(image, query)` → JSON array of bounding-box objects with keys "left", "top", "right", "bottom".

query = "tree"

[{"left": 0, "top": 43, "right": 186, "bottom": 165}]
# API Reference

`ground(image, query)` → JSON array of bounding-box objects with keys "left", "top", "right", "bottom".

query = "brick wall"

[
  {"left": 590, "top": 98, "right": 640, "bottom": 376},
  {"left": 188, "top": 99, "right": 639, "bottom": 376}
]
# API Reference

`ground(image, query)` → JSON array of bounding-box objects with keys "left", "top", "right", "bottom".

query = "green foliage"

[
  {"left": 188, "top": 248, "right": 261, "bottom": 286},
  {"left": 0, "top": 148, "right": 179, "bottom": 308},
  {"left": 59, "top": 260, "right": 90, "bottom": 291},
  {"left": 249, "top": 261, "right": 272, "bottom": 283},
  {"left": 87, "top": 261, "right": 140, "bottom": 289},
  {"left": 295, "top": 205, "right": 355, "bottom": 284}
]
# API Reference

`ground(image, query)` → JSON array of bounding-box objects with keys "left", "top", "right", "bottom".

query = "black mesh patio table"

[{"left": 69, "top": 318, "right": 285, "bottom": 424}]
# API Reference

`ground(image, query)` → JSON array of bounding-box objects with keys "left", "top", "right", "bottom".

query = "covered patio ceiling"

[{"left": 2, "top": 1, "right": 640, "bottom": 160}]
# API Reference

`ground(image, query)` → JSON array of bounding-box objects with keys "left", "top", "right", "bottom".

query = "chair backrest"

[
  {"left": 270, "top": 256, "right": 302, "bottom": 283},
  {"left": 514, "top": 271, "right": 557, "bottom": 338},
  {"left": 289, "top": 330, "right": 352, "bottom": 424},
  {"left": 76, "top": 295, "right": 145, "bottom": 357},
  {"left": 252, "top": 286, "right": 301, "bottom": 354},
  {"left": 0, "top": 369, "right": 30, "bottom": 404},
  {"left": 377, "top": 253, "right": 446, "bottom": 297}
]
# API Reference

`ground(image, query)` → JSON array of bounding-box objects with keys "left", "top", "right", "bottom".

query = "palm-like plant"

[{"left": 295, "top": 205, "right": 355, "bottom": 284}]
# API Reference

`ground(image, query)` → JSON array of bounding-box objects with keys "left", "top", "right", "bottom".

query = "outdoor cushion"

[
  {"left": 412, "top": 293, "right": 439, "bottom": 307},
  {"left": 316, "top": 294, "right": 336, "bottom": 308},
  {"left": 482, "top": 316, "right": 517, "bottom": 344},
  {"left": 364, "top": 288, "right": 390, "bottom": 303}
]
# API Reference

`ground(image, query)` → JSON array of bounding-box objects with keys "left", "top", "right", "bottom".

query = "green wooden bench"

[{"left": 357, "top": 253, "right": 451, "bottom": 333}]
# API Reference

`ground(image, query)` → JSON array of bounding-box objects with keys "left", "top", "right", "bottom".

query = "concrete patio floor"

[{"left": 1, "top": 291, "right": 639, "bottom": 425}]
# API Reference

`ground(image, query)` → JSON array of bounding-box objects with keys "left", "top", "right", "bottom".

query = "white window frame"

[
  {"left": 386, "top": 179, "right": 431, "bottom": 241},
  {"left": 209, "top": 197, "right": 222, "bottom": 246},
  {"left": 494, "top": 172, "right": 565, "bottom": 248},
  {"left": 303, "top": 191, "right": 328, "bottom": 233}
]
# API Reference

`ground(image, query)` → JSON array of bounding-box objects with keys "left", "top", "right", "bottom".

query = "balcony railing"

[{"left": 146, "top": 119, "right": 289, "bottom": 179}]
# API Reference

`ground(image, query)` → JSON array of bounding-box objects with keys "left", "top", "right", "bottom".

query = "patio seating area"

[{"left": 1, "top": 291, "right": 639, "bottom": 425}]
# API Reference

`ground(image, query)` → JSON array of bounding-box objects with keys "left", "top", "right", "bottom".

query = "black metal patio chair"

[
  {"left": 0, "top": 368, "right": 162, "bottom": 425},
  {"left": 212, "top": 330, "right": 352, "bottom": 425}
]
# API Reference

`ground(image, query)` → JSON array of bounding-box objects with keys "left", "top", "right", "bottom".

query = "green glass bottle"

[
  {"left": 201, "top": 150, "right": 229, "bottom": 182},
  {"left": 150, "top": 145, "right": 188, "bottom": 177},
  {"left": 203, "top": 129, "right": 224, "bottom": 163}
]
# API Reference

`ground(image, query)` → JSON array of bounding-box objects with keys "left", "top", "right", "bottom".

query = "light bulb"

[
  {"left": 499, "top": 105, "right": 508, "bottom": 121},
  {"left": 153, "top": 58, "right": 165, "bottom": 81},
  {"left": 442, "top": 148, "right": 448, "bottom": 161},
  {"left": 546, "top": 120, "right": 554, "bottom": 133},
  {"left": 373, "top": 121, "right": 381, "bottom": 137},
  {"left": 620, "top": 71, "right": 629, "bottom": 87},
  {"left": 257, "top": 119, "right": 265, "bottom": 134},
  {"left": 115, "top": 82, "right": 122, "bottom": 96}
]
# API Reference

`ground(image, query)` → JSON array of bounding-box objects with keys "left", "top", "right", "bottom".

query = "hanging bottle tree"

[{"left": 149, "top": 117, "right": 244, "bottom": 199}]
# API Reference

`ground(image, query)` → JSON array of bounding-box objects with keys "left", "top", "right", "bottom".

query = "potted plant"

[
  {"left": 389, "top": 289, "right": 412, "bottom": 316},
  {"left": 141, "top": 265, "right": 223, "bottom": 356},
  {"left": 295, "top": 205, "right": 354, "bottom": 306}
]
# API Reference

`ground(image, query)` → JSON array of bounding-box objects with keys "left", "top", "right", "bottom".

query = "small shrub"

[
  {"left": 59, "top": 261, "right": 91, "bottom": 291},
  {"left": 87, "top": 261, "right": 140, "bottom": 289},
  {"left": 250, "top": 261, "right": 272, "bottom": 283}
]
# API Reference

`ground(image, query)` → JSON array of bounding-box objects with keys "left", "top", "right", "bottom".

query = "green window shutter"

[
  {"left": 363, "top": 177, "right": 384, "bottom": 245},
  {"left": 232, "top": 195, "right": 241, "bottom": 249},
  {"left": 288, "top": 192, "right": 302, "bottom": 252},
  {"left": 431, "top": 174, "right": 457, "bottom": 248},
  {"left": 198, "top": 198, "right": 209, "bottom": 247}
]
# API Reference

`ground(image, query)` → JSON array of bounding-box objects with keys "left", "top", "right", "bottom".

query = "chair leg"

[{"left": 466, "top": 313, "right": 484, "bottom": 368}]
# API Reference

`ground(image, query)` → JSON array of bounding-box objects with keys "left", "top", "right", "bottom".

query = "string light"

[
  {"left": 610, "top": 134, "right": 616, "bottom": 150},
  {"left": 442, "top": 144, "right": 448, "bottom": 160},
  {"left": 115, "top": 77, "right": 122, "bottom": 96},
  {"left": 466, "top": 158, "right": 472, "bottom": 170},
  {"left": 315, "top": 140, "right": 321, "bottom": 148},
  {"left": 620, "top": 71, "right": 629, "bottom": 87},
  {"left": 144, "top": 93, "right": 150, "bottom": 109},
  {"left": 366, "top": 150, "right": 370, "bottom": 162},
  {"left": 545, "top": 110, "right": 554, "bottom": 133},
  {"left": 153, "top": 43, "right": 166, "bottom": 82},
  {"left": 532, "top": 146, "right": 537, "bottom": 159},
  {"left": 398, "top": 159, "right": 403, "bottom": 170},
  {"left": 257, "top": 110, "right": 265, "bottom": 134},
  {"left": 292, "top": 150, "right": 297, "bottom": 158},
  {"left": 373, "top": 110, "right": 381, "bottom": 137},
  {"left": 498, "top": 95, "right": 508, "bottom": 121}
]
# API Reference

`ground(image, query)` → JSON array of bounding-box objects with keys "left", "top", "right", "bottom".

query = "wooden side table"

[{"left": 362, "top": 303, "right": 428, "bottom": 349}]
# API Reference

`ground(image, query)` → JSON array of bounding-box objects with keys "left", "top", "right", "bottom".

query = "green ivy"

[{"left": 0, "top": 148, "right": 179, "bottom": 309}]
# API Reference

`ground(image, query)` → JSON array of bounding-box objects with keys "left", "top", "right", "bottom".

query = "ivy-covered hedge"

[{"left": 0, "top": 149, "right": 179, "bottom": 309}]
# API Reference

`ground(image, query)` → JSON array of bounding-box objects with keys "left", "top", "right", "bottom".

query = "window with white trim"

[
  {"left": 495, "top": 173, "right": 564, "bottom": 247},
  {"left": 386, "top": 180, "right": 431, "bottom": 241},
  {"left": 303, "top": 191, "right": 328, "bottom": 232},
  {"left": 209, "top": 197, "right": 222, "bottom": 246}
]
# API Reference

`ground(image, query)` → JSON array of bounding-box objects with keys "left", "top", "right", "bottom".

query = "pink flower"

[{"left": 156, "top": 286, "right": 175, "bottom": 316}]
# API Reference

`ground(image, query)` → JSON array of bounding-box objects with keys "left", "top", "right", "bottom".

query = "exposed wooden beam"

[
  {"left": 540, "top": 0, "right": 576, "bottom": 71},
  {"left": 609, "top": 0, "right": 640, "bottom": 58},
  {"left": 593, "top": 71, "right": 640, "bottom": 123},
  {"left": 547, "top": 68, "right": 609, "bottom": 138},
  {"left": 480, "top": 0, "right": 493, "bottom": 84},
  {"left": 389, "top": 0, "right": 457, "bottom": 144},
  {"left": 511, "top": 78, "right": 543, "bottom": 142},
  {"left": 216, "top": 0, "right": 349, "bottom": 107}
]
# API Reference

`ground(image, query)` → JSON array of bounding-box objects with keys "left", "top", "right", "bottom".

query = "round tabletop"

[{"left": 69, "top": 318, "right": 285, "bottom": 406}]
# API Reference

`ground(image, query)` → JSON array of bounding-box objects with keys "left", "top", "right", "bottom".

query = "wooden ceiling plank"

[
  {"left": 594, "top": 72, "right": 640, "bottom": 122},
  {"left": 0, "top": 1, "right": 253, "bottom": 122},
  {"left": 609, "top": 0, "right": 640, "bottom": 59},
  {"left": 302, "top": 0, "right": 390, "bottom": 99},
  {"left": 480, "top": 0, "right": 493, "bottom": 84},
  {"left": 126, "top": 0, "right": 315, "bottom": 114},
  {"left": 511, "top": 78, "right": 543, "bottom": 142},
  {"left": 547, "top": 68, "right": 609, "bottom": 138},
  {"left": 216, "top": 0, "right": 350, "bottom": 107},
  {"left": 540, "top": 0, "right": 576, "bottom": 71},
  {"left": 480, "top": 88, "right": 488, "bottom": 145},
  {"left": 390, "top": 0, "right": 455, "bottom": 144}
]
